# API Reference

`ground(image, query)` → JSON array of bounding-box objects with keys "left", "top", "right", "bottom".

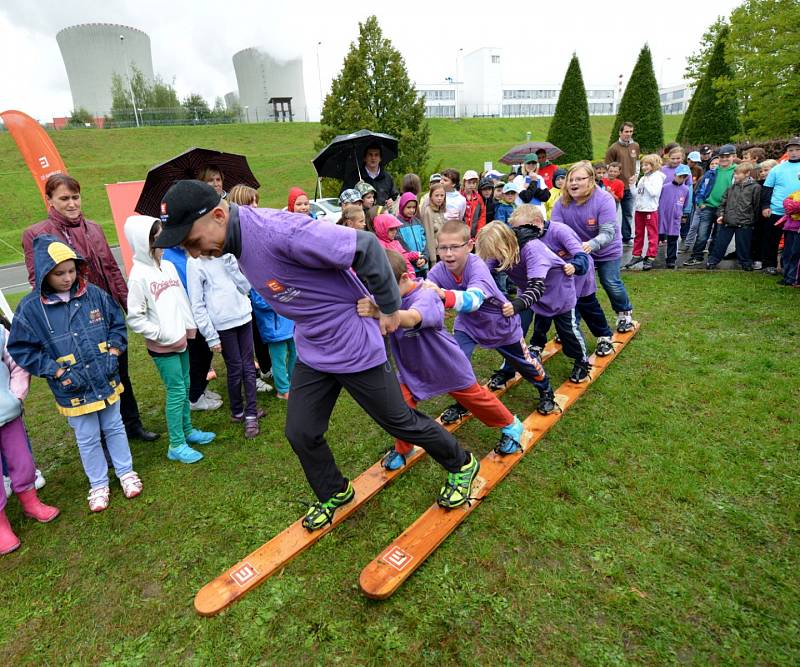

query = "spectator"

[
  {"left": 535, "top": 148, "right": 558, "bottom": 188},
  {"left": 341, "top": 144, "right": 397, "bottom": 207},
  {"left": 706, "top": 162, "right": 760, "bottom": 271},
  {"left": 605, "top": 121, "right": 641, "bottom": 247},
  {"left": 760, "top": 137, "right": 800, "bottom": 275}
]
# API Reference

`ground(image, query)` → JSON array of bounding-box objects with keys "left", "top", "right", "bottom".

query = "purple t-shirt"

[
  {"left": 542, "top": 220, "right": 597, "bottom": 299},
  {"left": 390, "top": 283, "right": 476, "bottom": 400},
  {"left": 658, "top": 181, "right": 689, "bottom": 236},
  {"left": 238, "top": 207, "right": 385, "bottom": 373},
  {"left": 550, "top": 188, "right": 621, "bottom": 262},
  {"left": 428, "top": 254, "right": 522, "bottom": 347},
  {"left": 501, "top": 240, "right": 577, "bottom": 318}
]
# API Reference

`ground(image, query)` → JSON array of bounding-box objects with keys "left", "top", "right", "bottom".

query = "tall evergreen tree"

[
  {"left": 546, "top": 54, "right": 593, "bottom": 164},
  {"left": 675, "top": 74, "right": 704, "bottom": 143},
  {"left": 681, "top": 26, "right": 741, "bottom": 144},
  {"left": 609, "top": 44, "right": 664, "bottom": 152},
  {"left": 317, "top": 16, "right": 429, "bottom": 180}
]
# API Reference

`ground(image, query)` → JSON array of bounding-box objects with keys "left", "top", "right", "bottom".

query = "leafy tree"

[
  {"left": 68, "top": 107, "right": 94, "bottom": 128},
  {"left": 719, "top": 0, "right": 800, "bottom": 138},
  {"left": 110, "top": 67, "right": 183, "bottom": 124},
  {"left": 546, "top": 54, "right": 593, "bottom": 164},
  {"left": 182, "top": 93, "right": 212, "bottom": 121},
  {"left": 683, "top": 16, "right": 728, "bottom": 88},
  {"left": 609, "top": 44, "right": 664, "bottom": 153},
  {"left": 317, "top": 15, "right": 430, "bottom": 180},
  {"left": 681, "top": 26, "right": 741, "bottom": 144}
]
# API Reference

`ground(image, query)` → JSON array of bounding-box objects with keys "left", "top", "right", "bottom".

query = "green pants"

[{"left": 152, "top": 350, "right": 194, "bottom": 450}]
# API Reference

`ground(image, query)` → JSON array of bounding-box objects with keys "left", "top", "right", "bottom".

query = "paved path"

[{"left": 0, "top": 247, "right": 125, "bottom": 293}]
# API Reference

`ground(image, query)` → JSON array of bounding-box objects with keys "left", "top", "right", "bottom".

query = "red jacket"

[
  {"left": 539, "top": 163, "right": 558, "bottom": 189},
  {"left": 463, "top": 190, "right": 486, "bottom": 239},
  {"left": 22, "top": 212, "right": 129, "bottom": 311}
]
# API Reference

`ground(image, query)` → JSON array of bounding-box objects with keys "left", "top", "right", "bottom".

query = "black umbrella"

[
  {"left": 135, "top": 147, "right": 260, "bottom": 217},
  {"left": 312, "top": 129, "right": 399, "bottom": 180}
]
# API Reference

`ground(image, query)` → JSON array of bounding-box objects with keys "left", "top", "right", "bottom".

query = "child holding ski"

[
  {"left": 125, "top": 217, "right": 215, "bottom": 464},
  {"left": 476, "top": 218, "right": 591, "bottom": 384},
  {"left": 9, "top": 236, "right": 142, "bottom": 512},
  {"left": 426, "top": 220, "right": 557, "bottom": 422},
  {"left": 357, "top": 249, "right": 525, "bottom": 469},
  {"left": 0, "top": 317, "right": 59, "bottom": 553}
]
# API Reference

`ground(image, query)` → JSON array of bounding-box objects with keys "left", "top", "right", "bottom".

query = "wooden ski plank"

[
  {"left": 194, "top": 341, "right": 562, "bottom": 616},
  {"left": 358, "top": 323, "right": 639, "bottom": 600}
]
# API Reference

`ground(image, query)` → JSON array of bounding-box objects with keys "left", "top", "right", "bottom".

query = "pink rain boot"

[
  {"left": 17, "top": 488, "right": 60, "bottom": 523},
  {"left": 0, "top": 510, "right": 20, "bottom": 554}
]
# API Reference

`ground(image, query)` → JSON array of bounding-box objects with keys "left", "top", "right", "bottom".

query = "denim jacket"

[{"left": 8, "top": 235, "right": 127, "bottom": 417}]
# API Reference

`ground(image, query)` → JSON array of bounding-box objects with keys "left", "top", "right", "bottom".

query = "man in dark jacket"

[{"left": 341, "top": 144, "right": 397, "bottom": 208}]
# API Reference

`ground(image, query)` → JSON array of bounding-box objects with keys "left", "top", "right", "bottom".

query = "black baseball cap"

[
  {"left": 154, "top": 180, "right": 222, "bottom": 248},
  {"left": 699, "top": 144, "right": 712, "bottom": 154}
]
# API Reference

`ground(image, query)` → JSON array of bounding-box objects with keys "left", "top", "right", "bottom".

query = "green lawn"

[
  {"left": 0, "top": 116, "right": 683, "bottom": 266},
  {"left": 1, "top": 270, "right": 798, "bottom": 665}
]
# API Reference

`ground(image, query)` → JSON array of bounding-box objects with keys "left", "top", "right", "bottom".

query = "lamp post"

[
  {"left": 244, "top": 105, "right": 249, "bottom": 123},
  {"left": 316, "top": 41, "right": 324, "bottom": 112},
  {"left": 659, "top": 57, "right": 672, "bottom": 89},
  {"left": 119, "top": 34, "right": 140, "bottom": 128}
]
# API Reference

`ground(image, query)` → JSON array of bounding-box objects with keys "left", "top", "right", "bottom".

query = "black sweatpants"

[
  {"left": 284, "top": 360, "right": 468, "bottom": 502},
  {"left": 529, "top": 309, "right": 588, "bottom": 363},
  {"left": 251, "top": 319, "right": 272, "bottom": 375},
  {"left": 187, "top": 333, "right": 213, "bottom": 403},
  {"left": 118, "top": 349, "right": 143, "bottom": 431}
]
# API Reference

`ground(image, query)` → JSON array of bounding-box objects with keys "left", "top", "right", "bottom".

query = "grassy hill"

[{"left": 0, "top": 116, "right": 683, "bottom": 265}]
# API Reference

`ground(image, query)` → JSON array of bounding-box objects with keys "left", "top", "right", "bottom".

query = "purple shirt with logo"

[
  {"left": 550, "top": 188, "right": 621, "bottom": 262},
  {"left": 542, "top": 220, "right": 597, "bottom": 298},
  {"left": 237, "top": 206, "right": 385, "bottom": 373},
  {"left": 500, "top": 239, "right": 577, "bottom": 317},
  {"left": 657, "top": 181, "right": 689, "bottom": 236},
  {"left": 390, "top": 283, "right": 476, "bottom": 400},
  {"left": 428, "top": 254, "right": 522, "bottom": 347}
]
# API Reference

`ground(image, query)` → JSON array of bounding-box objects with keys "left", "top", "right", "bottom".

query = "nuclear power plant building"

[
  {"left": 56, "top": 23, "right": 154, "bottom": 117},
  {"left": 233, "top": 48, "right": 307, "bottom": 122}
]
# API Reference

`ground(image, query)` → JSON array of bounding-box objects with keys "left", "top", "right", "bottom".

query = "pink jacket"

[{"left": 373, "top": 213, "right": 419, "bottom": 275}]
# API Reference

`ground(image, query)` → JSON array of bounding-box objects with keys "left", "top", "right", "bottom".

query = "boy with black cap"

[{"left": 154, "top": 180, "right": 479, "bottom": 529}]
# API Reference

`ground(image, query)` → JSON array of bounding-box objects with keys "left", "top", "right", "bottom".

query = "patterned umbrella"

[
  {"left": 499, "top": 141, "right": 564, "bottom": 165},
  {"left": 135, "top": 147, "right": 260, "bottom": 217}
]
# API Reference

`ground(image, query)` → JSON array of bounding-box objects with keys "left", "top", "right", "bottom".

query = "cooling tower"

[
  {"left": 232, "top": 48, "right": 307, "bottom": 122},
  {"left": 56, "top": 23, "right": 154, "bottom": 117}
]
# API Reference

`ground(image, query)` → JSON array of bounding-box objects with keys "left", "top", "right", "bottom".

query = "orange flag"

[
  {"left": 105, "top": 181, "right": 145, "bottom": 275},
  {"left": 1, "top": 109, "right": 68, "bottom": 208}
]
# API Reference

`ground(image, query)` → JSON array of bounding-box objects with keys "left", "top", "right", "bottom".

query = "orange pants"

[{"left": 396, "top": 382, "right": 514, "bottom": 455}]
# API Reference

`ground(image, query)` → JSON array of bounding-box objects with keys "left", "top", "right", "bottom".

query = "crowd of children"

[{"left": 3, "top": 134, "right": 798, "bottom": 550}]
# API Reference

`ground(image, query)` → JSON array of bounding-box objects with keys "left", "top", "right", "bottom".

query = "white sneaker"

[
  {"left": 255, "top": 377, "right": 273, "bottom": 393},
  {"left": 34, "top": 468, "right": 46, "bottom": 489},
  {"left": 259, "top": 369, "right": 273, "bottom": 382},
  {"left": 753, "top": 261, "right": 762, "bottom": 270},
  {"left": 3, "top": 475, "right": 10, "bottom": 497},
  {"left": 120, "top": 471, "right": 143, "bottom": 499},
  {"left": 88, "top": 486, "right": 110, "bottom": 512},
  {"left": 190, "top": 394, "right": 223, "bottom": 411},
  {"left": 204, "top": 388, "right": 222, "bottom": 401}
]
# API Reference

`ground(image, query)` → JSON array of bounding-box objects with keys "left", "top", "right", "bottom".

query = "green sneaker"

[
  {"left": 301, "top": 481, "right": 355, "bottom": 531},
  {"left": 437, "top": 453, "right": 480, "bottom": 509}
]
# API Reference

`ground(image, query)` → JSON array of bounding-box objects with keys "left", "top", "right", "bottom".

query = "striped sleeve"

[{"left": 443, "top": 287, "right": 486, "bottom": 313}]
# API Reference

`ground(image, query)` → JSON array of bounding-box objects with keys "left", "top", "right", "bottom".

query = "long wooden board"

[
  {"left": 194, "top": 340, "right": 562, "bottom": 616},
  {"left": 358, "top": 323, "right": 639, "bottom": 600}
]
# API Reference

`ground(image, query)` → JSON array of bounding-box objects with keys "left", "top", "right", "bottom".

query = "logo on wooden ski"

[
  {"left": 380, "top": 546, "right": 414, "bottom": 571},
  {"left": 230, "top": 562, "right": 258, "bottom": 586}
]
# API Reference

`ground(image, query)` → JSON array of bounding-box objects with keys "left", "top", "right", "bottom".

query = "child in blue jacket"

[
  {"left": 9, "top": 236, "right": 142, "bottom": 512},
  {"left": 250, "top": 289, "right": 296, "bottom": 399}
]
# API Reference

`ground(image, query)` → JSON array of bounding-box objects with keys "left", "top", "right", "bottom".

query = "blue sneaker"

[
  {"left": 381, "top": 448, "right": 408, "bottom": 471},
  {"left": 186, "top": 429, "right": 216, "bottom": 446},
  {"left": 495, "top": 416, "right": 523, "bottom": 455},
  {"left": 167, "top": 444, "right": 204, "bottom": 464}
]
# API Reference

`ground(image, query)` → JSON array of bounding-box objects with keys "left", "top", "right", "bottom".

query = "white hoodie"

[
  {"left": 634, "top": 170, "right": 665, "bottom": 212},
  {"left": 186, "top": 254, "right": 252, "bottom": 349},
  {"left": 124, "top": 216, "right": 196, "bottom": 354}
]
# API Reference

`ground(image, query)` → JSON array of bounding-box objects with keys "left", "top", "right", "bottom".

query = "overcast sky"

[{"left": 0, "top": 1, "right": 741, "bottom": 123}]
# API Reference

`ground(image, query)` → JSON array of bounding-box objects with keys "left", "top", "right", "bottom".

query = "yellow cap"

[{"left": 47, "top": 242, "right": 78, "bottom": 266}]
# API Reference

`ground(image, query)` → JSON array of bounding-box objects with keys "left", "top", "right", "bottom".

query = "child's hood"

[
  {"left": 373, "top": 213, "right": 403, "bottom": 242},
  {"left": 124, "top": 215, "right": 159, "bottom": 267},
  {"left": 287, "top": 187, "right": 307, "bottom": 212},
  {"left": 397, "top": 192, "right": 418, "bottom": 221},
  {"left": 31, "top": 234, "right": 87, "bottom": 296}
]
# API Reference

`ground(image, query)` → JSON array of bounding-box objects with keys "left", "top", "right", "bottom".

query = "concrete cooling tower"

[
  {"left": 56, "top": 23, "right": 154, "bottom": 117},
  {"left": 233, "top": 48, "right": 307, "bottom": 122}
]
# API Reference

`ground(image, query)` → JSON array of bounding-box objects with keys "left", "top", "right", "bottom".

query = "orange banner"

[
  {"left": 105, "top": 181, "right": 145, "bottom": 276},
  {"left": 1, "top": 110, "right": 67, "bottom": 208}
]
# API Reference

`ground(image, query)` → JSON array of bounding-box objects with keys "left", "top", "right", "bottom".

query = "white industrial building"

[
  {"left": 418, "top": 47, "right": 690, "bottom": 119},
  {"left": 232, "top": 48, "right": 307, "bottom": 122},
  {"left": 659, "top": 83, "right": 694, "bottom": 114},
  {"left": 56, "top": 23, "right": 154, "bottom": 118}
]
